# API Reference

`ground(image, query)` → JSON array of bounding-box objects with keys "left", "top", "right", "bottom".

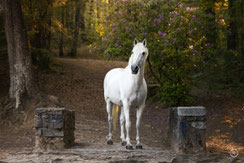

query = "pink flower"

[
  {"left": 160, "top": 32, "right": 167, "bottom": 37},
  {"left": 89, "top": 49, "right": 92, "bottom": 54},
  {"left": 159, "top": 32, "right": 167, "bottom": 37},
  {"left": 154, "top": 19, "right": 161, "bottom": 23},
  {"left": 125, "top": 26, "right": 130, "bottom": 31}
]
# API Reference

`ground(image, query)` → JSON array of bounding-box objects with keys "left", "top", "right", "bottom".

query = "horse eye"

[{"left": 142, "top": 52, "right": 146, "bottom": 56}]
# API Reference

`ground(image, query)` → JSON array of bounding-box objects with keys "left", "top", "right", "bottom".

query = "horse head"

[{"left": 129, "top": 38, "right": 148, "bottom": 75}]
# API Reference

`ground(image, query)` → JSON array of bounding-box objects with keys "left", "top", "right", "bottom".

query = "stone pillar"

[
  {"left": 35, "top": 108, "right": 75, "bottom": 150},
  {"left": 168, "top": 106, "right": 206, "bottom": 153}
]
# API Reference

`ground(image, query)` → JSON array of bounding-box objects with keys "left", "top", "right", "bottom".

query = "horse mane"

[{"left": 128, "top": 54, "right": 133, "bottom": 66}]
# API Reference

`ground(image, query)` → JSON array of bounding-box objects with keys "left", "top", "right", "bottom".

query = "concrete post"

[{"left": 168, "top": 106, "right": 206, "bottom": 153}]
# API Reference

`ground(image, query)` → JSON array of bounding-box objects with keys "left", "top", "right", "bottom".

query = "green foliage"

[
  {"left": 31, "top": 48, "right": 54, "bottom": 70},
  {"left": 88, "top": 0, "right": 219, "bottom": 106},
  {"left": 6, "top": 0, "right": 243, "bottom": 105}
]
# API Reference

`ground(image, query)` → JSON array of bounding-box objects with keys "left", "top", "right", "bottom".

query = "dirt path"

[
  {"left": 38, "top": 58, "right": 168, "bottom": 149},
  {"left": 0, "top": 57, "right": 244, "bottom": 162}
]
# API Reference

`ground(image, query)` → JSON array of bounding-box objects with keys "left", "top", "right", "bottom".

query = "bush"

[{"left": 88, "top": 0, "right": 218, "bottom": 106}]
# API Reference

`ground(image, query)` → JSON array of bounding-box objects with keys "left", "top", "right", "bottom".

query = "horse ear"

[
  {"left": 134, "top": 38, "right": 138, "bottom": 46},
  {"left": 143, "top": 39, "right": 147, "bottom": 47}
]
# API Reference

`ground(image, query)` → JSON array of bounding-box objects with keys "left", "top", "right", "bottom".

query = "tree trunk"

[
  {"left": 2, "top": 0, "right": 33, "bottom": 109},
  {"left": 59, "top": 5, "right": 65, "bottom": 57},
  {"left": 70, "top": 2, "right": 81, "bottom": 57},
  {"left": 79, "top": 0, "right": 86, "bottom": 42},
  {"left": 241, "top": 1, "right": 244, "bottom": 56},
  {"left": 227, "top": 0, "right": 238, "bottom": 50},
  {"left": 47, "top": 0, "right": 53, "bottom": 50},
  {"left": 47, "top": 13, "right": 52, "bottom": 50},
  {"left": 205, "top": 0, "right": 217, "bottom": 48}
]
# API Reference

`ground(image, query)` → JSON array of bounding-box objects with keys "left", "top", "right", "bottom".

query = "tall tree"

[
  {"left": 241, "top": 0, "right": 244, "bottom": 55},
  {"left": 70, "top": 0, "right": 81, "bottom": 57},
  {"left": 2, "top": 0, "right": 33, "bottom": 109},
  {"left": 59, "top": 4, "right": 65, "bottom": 57},
  {"left": 204, "top": 0, "right": 217, "bottom": 48},
  {"left": 79, "top": 0, "right": 86, "bottom": 42},
  {"left": 227, "top": 0, "right": 238, "bottom": 50}
]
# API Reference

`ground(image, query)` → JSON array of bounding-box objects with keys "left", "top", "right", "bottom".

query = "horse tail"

[{"left": 112, "top": 104, "right": 119, "bottom": 130}]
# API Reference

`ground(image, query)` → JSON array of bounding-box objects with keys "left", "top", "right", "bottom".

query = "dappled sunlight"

[
  {"left": 222, "top": 105, "right": 244, "bottom": 128},
  {"left": 207, "top": 134, "right": 244, "bottom": 154}
]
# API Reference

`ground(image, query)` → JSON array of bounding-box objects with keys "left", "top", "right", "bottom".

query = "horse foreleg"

[
  {"left": 120, "top": 107, "right": 126, "bottom": 146},
  {"left": 136, "top": 104, "right": 144, "bottom": 149},
  {"left": 106, "top": 100, "right": 113, "bottom": 145},
  {"left": 123, "top": 102, "right": 133, "bottom": 149}
]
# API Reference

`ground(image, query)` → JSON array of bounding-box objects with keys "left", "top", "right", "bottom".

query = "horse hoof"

[
  {"left": 121, "top": 141, "right": 127, "bottom": 146},
  {"left": 107, "top": 140, "right": 113, "bottom": 145},
  {"left": 126, "top": 145, "right": 133, "bottom": 150},
  {"left": 136, "top": 145, "right": 143, "bottom": 149}
]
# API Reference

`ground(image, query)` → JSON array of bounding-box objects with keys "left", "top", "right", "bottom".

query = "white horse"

[{"left": 104, "top": 38, "right": 148, "bottom": 150}]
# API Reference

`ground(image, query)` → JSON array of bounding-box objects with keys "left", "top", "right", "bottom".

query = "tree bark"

[
  {"left": 2, "top": 0, "right": 33, "bottom": 109},
  {"left": 47, "top": 0, "right": 53, "bottom": 50},
  {"left": 205, "top": 0, "right": 217, "bottom": 48},
  {"left": 79, "top": 0, "right": 86, "bottom": 42},
  {"left": 59, "top": 5, "right": 65, "bottom": 57},
  {"left": 227, "top": 0, "right": 238, "bottom": 50},
  {"left": 70, "top": 1, "right": 81, "bottom": 57},
  {"left": 241, "top": 1, "right": 244, "bottom": 56}
]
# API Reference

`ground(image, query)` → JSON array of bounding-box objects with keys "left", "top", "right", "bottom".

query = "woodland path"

[{"left": 0, "top": 57, "right": 244, "bottom": 162}]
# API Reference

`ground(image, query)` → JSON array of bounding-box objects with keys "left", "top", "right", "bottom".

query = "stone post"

[
  {"left": 35, "top": 108, "right": 75, "bottom": 150},
  {"left": 168, "top": 106, "right": 206, "bottom": 153}
]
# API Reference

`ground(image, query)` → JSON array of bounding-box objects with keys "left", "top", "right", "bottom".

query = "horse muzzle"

[{"left": 131, "top": 65, "right": 139, "bottom": 74}]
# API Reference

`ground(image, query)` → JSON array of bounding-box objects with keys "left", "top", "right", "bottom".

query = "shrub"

[{"left": 89, "top": 0, "right": 217, "bottom": 106}]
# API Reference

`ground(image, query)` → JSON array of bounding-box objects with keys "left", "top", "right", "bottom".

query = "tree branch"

[{"left": 147, "top": 55, "right": 162, "bottom": 86}]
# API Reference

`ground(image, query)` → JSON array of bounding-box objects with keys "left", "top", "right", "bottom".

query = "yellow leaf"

[{"left": 225, "top": 119, "right": 231, "bottom": 123}]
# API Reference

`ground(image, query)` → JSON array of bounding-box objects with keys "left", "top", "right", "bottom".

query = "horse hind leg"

[
  {"left": 106, "top": 100, "right": 113, "bottom": 145},
  {"left": 120, "top": 107, "right": 126, "bottom": 146},
  {"left": 136, "top": 105, "right": 144, "bottom": 149}
]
